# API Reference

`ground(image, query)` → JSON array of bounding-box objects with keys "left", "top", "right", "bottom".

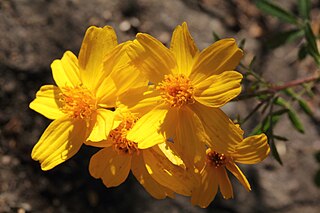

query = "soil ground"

[{"left": 1, "top": 0, "right": 320, "bottom": 212}]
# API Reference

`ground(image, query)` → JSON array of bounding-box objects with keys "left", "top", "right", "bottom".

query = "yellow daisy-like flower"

[
  {"left": 89, "top": 107, "right": 197, "bottom": 198},
  {"left": 30, "top": 26, "right": 144, "bottom": 170},
  {"left": 124, "top": 22, "right": 244, "bottom": 165},
  {"left": 191, "top": 134, "right": 270, "bottom": 208}
]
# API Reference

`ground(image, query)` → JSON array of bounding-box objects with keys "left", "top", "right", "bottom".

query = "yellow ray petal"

[
  {"left": 87, "top": 109, "right": 115, "bottom": 142},
  {"left": 110, "top": 63, "right": 148, "bottom": 97},
  {"left": 143, "top": 148, "right": 196, "bottom": 196},
  {"left": 190, "top": 38, "right": 243, "bottom": 85},
  {"left": 127, "top": 33, "right": 177, "bottom": 84},
  {"left": 29, "top": 85, "right": 65, "bottom": 120},
  {"left": 31, "top": 117, "right": 87, "bottom": 170},
  {"left": 117, "top": 85, "right": 161, "bottom": 115},
  {"left": 51, "top": 51, "right": 81, "bottom": 88},
  {"left": 217, "top": 167, "right": 233, "bottom": 199},
  {"left": 176, "top": 107, "right": 208, "bottom": 167},
  {"left": 78, "top": 26, "right": 117, "bottom": 90},
  {"left": 84, "top": 139, "right": 112, "bottom": 148},
  {"left": 190, "top": 103, "right": 243, "bottom": 154},
  {"left": 226, "top": 162, "right": 251, "bottom": 191},
  {"left": 170, "top": 22, "right": 199, "bottom": 76},
  {"left": 89, "top": 148, "right": 131, "bottom": 187},
  {"left": 95, "top": 42, "right": 145, "bottom": 103},
  {"left": 131, "top": 155, "right": 174, "bottom": 199},
  {"left": 191, "top": 164, "right": 219, "bottom": 208},
  {"left": 194, "top": 71, "right": 242, "bottom": 108},
  {"left": 233, "top": 134, "right": 270, "bottom": 164},
  {"left": 126, "top": 106, "right": 170, "bottom": 149},
  {"left": 157, "top": 142, "right": 185, "bottom": 169}
]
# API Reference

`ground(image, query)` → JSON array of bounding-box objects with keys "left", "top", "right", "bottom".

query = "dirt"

[{"left": 1, "top": 0, "right": 320, "bottom": 212}]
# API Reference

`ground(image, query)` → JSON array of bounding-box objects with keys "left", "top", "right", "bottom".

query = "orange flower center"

[
  {"left": 207, "top": 150, "right": 228, "bottom": 168},
  {"left": 157, "top": 74, "right": 195, "bottom": 107},
  {"left": 59, "top": 86, "right": 96, "bottom": 120},
  {"left": 110, "top": 114, "right": 140, "bottom": 155}
]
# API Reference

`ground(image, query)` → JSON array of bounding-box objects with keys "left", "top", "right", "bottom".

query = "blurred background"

[{"left": 1, "top": 0, "right": 320, "bottom": 212}]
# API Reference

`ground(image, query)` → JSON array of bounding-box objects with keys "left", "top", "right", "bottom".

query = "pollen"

[
  {"left": 206, "top": 149, "right": 228, "bottom": 168},
  {"left": 110, "top": 113, "right": 140, "bottom": 155},
  {"left": 157, "top": 74, "right": 195, "bottom": 107},
  {"left": 59, "top": 86, "right": 97, "bottom": 120}
]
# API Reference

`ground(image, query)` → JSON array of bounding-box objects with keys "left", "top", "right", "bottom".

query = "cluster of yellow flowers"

[{"left": 30, "top": 23, "right": 270, "bottom": 207}]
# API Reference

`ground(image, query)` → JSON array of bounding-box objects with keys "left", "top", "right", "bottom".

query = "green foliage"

[
  {"left": 236, "top": 0, "right": 320, "bottom": 184},
  {"left": 266, "top": 29, "right": 304, "bottom": 49},
  {"left": 255, "top": 0, "right": 298, "bottom": 25},
  {"left": 298, "top": 0, "right": 311, "bottom": 20},
  {"left": 255, "top": 0, "right": 320, "bottom": 66}
]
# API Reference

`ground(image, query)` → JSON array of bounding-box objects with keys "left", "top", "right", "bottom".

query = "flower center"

[
  {"left": 206, "top": 149, "right": 228, "bottom": 168},
  {"left": 156, "top": 74, "right": 195, "bottom": 107},
  {"left": 59, "top": 86, "right": 96, "bottom": 120},
  {"left": 110, "top": 113, "right": 140, "bottom": 155}
]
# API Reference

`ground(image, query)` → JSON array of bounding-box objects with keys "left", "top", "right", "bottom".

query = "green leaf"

[
  {"left": 298, "top": 99, "right": 313, "bottom": 116},
  {"left": 287, "top": 110, "right": 305, "bottom": 133},
  {"left": 273, "top": 135, "right": 288, "bottom": 141},
  {"left": 255, "top": 0, "right": 298, "bottom": 25},
  {"left": 239, "top": 39, "right": 246, "bottom": 50},
  {"left": 212, "top": 31, "right": 221, "bottom": 42},
  {"left": 261, "top": 113, "right": 281, "bottom": 132},
  {"left": 269, "top": 137, "right": 283, "bottom": 165},
  {"left": 283, "top": 88, "right": 299, "bottom": 99},
  {"left": 272, "top": 108, "right": 289, "bottom": 116},
  {"left": 267, "top": 29, "right": 304, "bottom": 49},
  {"left": 251, "top": 123, "right": 263, "bottom": 135},
  {"left": 274, "top": 97, "right": 305, "bottom": 133},
  {"left": 298, "top": 0, "right": 311, "bottom": 20},
  {"left": 304, "top": 23, "right": 320, "bottom": 57},
  {"left": 249, "top": 56, "right": 256, "bottom": 69},
  {"left": 274, "top": 96, "right": 288, "bottom": 107}
]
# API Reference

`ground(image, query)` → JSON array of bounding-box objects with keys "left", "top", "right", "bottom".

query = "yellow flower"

[
  {"left": 30, "top": 26, "right": 144, "bottom": 170},
  {"left": 191, "top": 134, "right": 270, "bottom": 208},
  {"left": 123, "top": 22, "right": 244, "bottom": 166},
  {"left": 88, "top": 107, "right": 198, "bottom": 199}
]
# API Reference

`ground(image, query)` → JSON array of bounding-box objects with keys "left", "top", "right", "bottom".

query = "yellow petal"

[
  {"left": 127, "top": 33, "right": 177, "bottom": 84},
  {"left": 217, "top": 167, "right": 233, "bottom": 199},
  {"left": 109, "top": 62, "right": 148, "bottom": 97},
  {"left": 190, "top": 38, "right": 243, "bottom": 85},
  {"left": 170, "top": 22, "right": 199, "bottom": 76},
  {"left": 87, "top": 109, "right": 114, "bottom": 142},
  {"left": 84, "top": 139, "right": 112, "bottom": 148},
  {"left": 233, "top": 134, "right": 270, "bottom": 164},
  {"left": 106, "top": 41, "right": 148, "bottom": 96},
  {"left": 143, "top": 148, "right": 196, "bottom": 196},
  {"left": 226, "top": 162, "right": 251, "bottom": 191},
  {"left": 127, "top": 106, "right": 170, "bottom": 149},
  {"left": 78, "top": 26, "right": 118, "bottom": 90},
  {"left": 95, "top": 42, "right": 145, "bottom": 104},
  {"left": 31, "top": 117, "right": 86, "bottom": 170},
  {"left": 194, "top": 71, "right": 242, "bottom": 107},
  {"left": 131, "top": 155, "right": 174, "bottom": 199},
  {"left": 29, "top": 85, "right": 65, "bottom": 120},
  {"left": 157, "top": 142, "right": 185, "bottom": 169},
  {"left": 89, "top": 148, "right": 131, "bottom": 187},
  {"left": 175, "top": 107, "right": 208, "bottom": 167},
  {"left": 190, "top": 103, "right": 243, "bottom": 154},
  {"left": 51, "top": 51, "right": 81, "bottom": 88},
  {"left": 191, "top": 164, "right": 218, "bottom": 208},
  {"left": 117, "top": 85, "right": 161, "bottom": 115}
]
